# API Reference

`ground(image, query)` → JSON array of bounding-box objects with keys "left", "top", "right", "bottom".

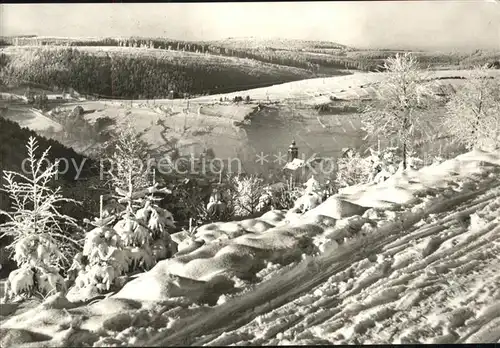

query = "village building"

[{"left": 282, "top": 140, "right": 330, "bottom": 189}]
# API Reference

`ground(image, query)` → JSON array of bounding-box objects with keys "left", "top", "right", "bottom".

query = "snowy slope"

[
  {"left": 190, "top": 69, "right": 500, "bottom": 105},
  {"left": 1, "top": 149, "right": 500, "bottom": 347},
  {"left": 3, "top": 107, "right": 63, "bottom": 133}
]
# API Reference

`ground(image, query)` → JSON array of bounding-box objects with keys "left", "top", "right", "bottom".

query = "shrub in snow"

[
  {"left": 0, "top": 137, "right": 81, "bottom": 300},
  {"left": 167, "top": 176, "right": 220, "bottom": 225},
  {"left": 293, "top": 193, "right": 323, "bottom": 214},
  {"left": 263, "top": 182, "right": 303, "bottom": 211},
  {"left": 366, "top": 147, "right": 424, "bottom": 180},
  {"left": 141, "top": 200, "right": 176, "bottom": 259},
  {"left": 366, "top": 147, "right": 400, "bottom": 183},
  {"left": 303, "top": 175, "right": 323, "bottom": 195},
  {"left": 206, "top": 188, "right": 227, "bottom": 218},
  {"left": 336, "top": 150, "right": 373, "bottom": 188},
  {"left": 292, "top": 176, "right": 325, "bottom": 213},
  {"left": 336, "top": 146, "right": 425, "bottom": 189},
  {"left": 69, "top": 181, "right": 176, "bottom": 296},
  {"left": 6, "top": 267, "right": 34, "bottom": 299}
]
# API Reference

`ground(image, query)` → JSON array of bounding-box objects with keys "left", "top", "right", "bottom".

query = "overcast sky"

[{"left": 2, "top": 2, "right": 499, "bottom": 50}]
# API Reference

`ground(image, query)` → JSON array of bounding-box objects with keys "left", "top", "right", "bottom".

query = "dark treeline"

[
  {"left": 2, "top": 38, "right": 499, "bottom": 99},
  {"left": 0, "top": 47, "right": 310, "bottom": 99},
  {"left": 0, "top": 39, "right": 12, "bottom": 47},
  {"left": 0, "top": 117, "right": 93, "bottom": 181},
  {"left": 345, "top": 50, "right": 500, "bottom": 70}
]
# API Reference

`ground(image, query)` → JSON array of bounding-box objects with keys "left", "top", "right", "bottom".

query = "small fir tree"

[
  {"left": 68, "top": 195, "right": 129, "bottom": 296},
  {"left": 105, "top": 125, "right": 175, "bottom": 272}
]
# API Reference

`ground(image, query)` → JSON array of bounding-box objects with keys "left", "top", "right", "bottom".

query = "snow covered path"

[{"left": 149, "top": 175, "right": 500, "bottom": 346}]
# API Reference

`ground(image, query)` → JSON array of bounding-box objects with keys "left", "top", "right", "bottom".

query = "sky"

[{"left": 1, "top": 2, "right": 499, "bottom": 50}]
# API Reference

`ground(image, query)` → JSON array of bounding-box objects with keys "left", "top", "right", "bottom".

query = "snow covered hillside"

[
  {"left": 2, "top": 107, "right": 63, "bottom": 133},
  {"left": 1, "top": 149, "right": 500, "bottom": 347},
  {"left": 191, "top": 69, "right": 500, "bottom": 105}
]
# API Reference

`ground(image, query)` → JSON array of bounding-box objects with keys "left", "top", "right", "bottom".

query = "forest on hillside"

[
  {"left": 3, "top": 36, "right": 499, "bottom": 75},
  {"left": 0, "top": 47, "right": 312, "bottom": 99}
]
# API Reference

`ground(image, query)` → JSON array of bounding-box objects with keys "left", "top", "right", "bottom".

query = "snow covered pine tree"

[{"left": 0, "top": 137, "right": 80, "bottom": 301}]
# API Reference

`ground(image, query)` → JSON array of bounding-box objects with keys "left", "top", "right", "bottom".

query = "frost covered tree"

[
  {"left": 66, "top": 196, "right": 133, "bottom": 300},
  {"left": 104, "top": 126, "right": 175, "bottom": 272},
  {"left": 107, "top": 124, "right": 152, "bottom": 192},
  {"left": 0, "top": 137, "right": 81, "bottom": 300},
  {"left": 112, "top": 176, "right": 174, "bottom": 272},
  {"left": 443, "top": 65, "right": 500, "bottom": 151},
  {"left": 229, "top": 174, "right": 267, "bottom": 218},
  {"left": 66, "top": 196, "right": 129, "bottom": 298},
  {"left": 361, "top": 53, "right": 435, "bottom": 169}
]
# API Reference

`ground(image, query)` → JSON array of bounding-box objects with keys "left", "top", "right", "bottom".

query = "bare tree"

[
  {"left": 443, "top": 65, "right": 500, "bottom": 151},
  {"left": 361, "top": 53, "right": 435, "bottom": 169}
]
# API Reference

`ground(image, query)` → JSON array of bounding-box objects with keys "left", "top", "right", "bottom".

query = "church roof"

[{"left": 283, "top": 156, "right": 324, "bottom": 171}]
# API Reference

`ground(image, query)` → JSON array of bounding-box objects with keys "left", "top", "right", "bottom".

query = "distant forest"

[
  {"left": 4, "top": 36, "right": 500, "bottom": 70},
  {"left": 0, "top": 47, "right": 313, "bottom": 99},
  {"left": 1, "top": 36, "right": 499, "bottom": 99}
]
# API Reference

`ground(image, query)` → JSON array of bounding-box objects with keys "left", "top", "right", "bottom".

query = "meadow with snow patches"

[{"left": 1, "top": 38, "right": 500, "bottom": 347}]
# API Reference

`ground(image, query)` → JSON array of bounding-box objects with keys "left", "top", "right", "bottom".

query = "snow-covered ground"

[
  {"left": 190, "top": 69, "right": 500, "bottom": 105},
  {"left": 50, "top": 69, "right": 499, "bottom": 107},
  {"left": 1, "top": 149, "right": 500, "bottom": 347}
]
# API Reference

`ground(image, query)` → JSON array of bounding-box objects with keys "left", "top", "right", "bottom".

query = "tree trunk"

[
  {"left": 402, "top": 141, "right": 407, "bottom": 170},
  {"left": 470, "top": 91, "right": 483, "bottom": 147},
  {"left": 402, "top": 110, "right": 410, "bottom": 170}
]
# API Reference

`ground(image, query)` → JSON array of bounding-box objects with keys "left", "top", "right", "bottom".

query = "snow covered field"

[
  {"left": 191, "top": 69, "right": 500, "bottom": 105},
  {"left": 2, "top": 69, "right": 490, "bottom": 168},
  {"left": 1, "top": 149, "right": 500, "bottom": 347}
]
